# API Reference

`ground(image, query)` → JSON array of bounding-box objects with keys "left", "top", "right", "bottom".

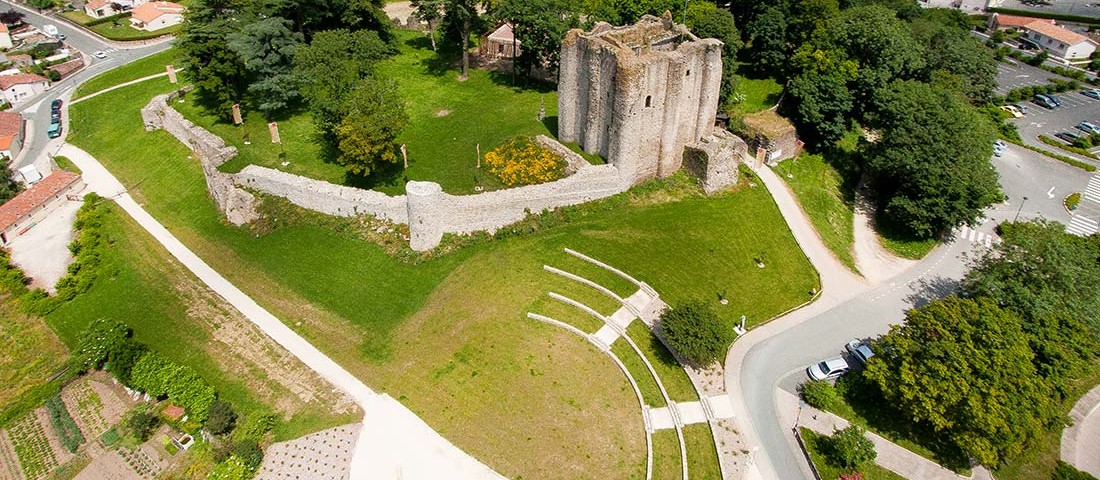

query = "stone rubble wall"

[
  {"left": 533, "top": 134, "right": 587, "bottom": 175},
  {"left": 234, "top": 165, "right": 409, "bottom": 223},
  {"left": 683, "top": 130, "right": 745, "bottom": 194},
  {"left": 141, "top": 91, "right": 259, "bottom": 225}
]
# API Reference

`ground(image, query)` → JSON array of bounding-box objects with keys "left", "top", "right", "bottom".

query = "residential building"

[
  {"left": 7, "top": 54, "right": 32, "bottom": 67},
  {"left": 129, "top": 2, "right": 186, "bottom": 31},
  {"left": 988, "top": 13, "right": 1054, "bottom": 31},
  {"left": 84, "top": 0, "right": 122, "bottom": 18},
  {"left": 47, "top": 58, "right": 84, "bottom": 79},
  {"left": 0, "top": 170, "right": 83, "bottom": 245},
  {"left": 0, "top": 24, "right": 12, "bottom": 50},
  {"left": 0, "top": 73, "right": 48, "bottom": 105},
  {"left": 478, "top": 23, "right": 521, "bottom": 59},
  {"left": 0, "top": 111, "right": 24, "bottom": 161},
  {"left": 1022, "top": 20, "right": 1098, "bottom": 60}
]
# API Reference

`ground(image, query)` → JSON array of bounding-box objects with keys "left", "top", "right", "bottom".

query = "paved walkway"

[
  {"left": 778, "top": 390, "right": 993, "bottom": 480},
  {"left": 71, "top": 69, "right": 179, "bottom": 105},
  {"left": 57, "top": 143, "right": 504, "bottom": 480},
  {"left": 725, "top": 163, "right": 871, "bottom": 480},
  {"left": 1062, "top": 384, "right": 1100, "bottom": 477}
]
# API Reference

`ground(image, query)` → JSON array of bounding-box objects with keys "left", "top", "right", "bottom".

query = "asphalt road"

[
  {"left": 0, "top": 0, "right": 172, "bottom": 171},
  {"left": 738, "top": 143, "right": 1092, "bottom": 480},
  {"left": 1011, "top": 90, "right": 1100, "bottom": 165}
]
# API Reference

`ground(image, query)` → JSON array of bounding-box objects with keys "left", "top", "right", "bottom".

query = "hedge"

[
  {"left": 83, "top": 11, "right": 131, "bottom": 27},
  {"left": 55, "top": 194, "right": 108, "bottom": 301},
  {"left": 45, "top": 394, "right": 85, "bottom": 453},
  {"left": 1038, "top": 135, "right": 1099, "bottom": 160},
  {"left": 129, "top": 352, "right": 216, "bottom": 422},
  {"left": 1004, "top": 138, "right": 1098, "bottom": 171}
]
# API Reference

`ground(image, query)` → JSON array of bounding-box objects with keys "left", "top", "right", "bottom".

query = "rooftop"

[
  {"left": 1024, "top": 20, "right": 1093, "bottom": 46},
  {"left": 132, "top": 1, "right": 186, "bottom": 23},
  {"left": 0, "top": 73, "right": 47, "bottom": 90},
  {"left": 0, "top": 170, "right": 81, "bottom": 232}
]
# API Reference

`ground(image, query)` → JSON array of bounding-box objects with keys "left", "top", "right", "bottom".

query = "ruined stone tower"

[{"left": 557, "top": 13, "right": 723, "bottom": 185}]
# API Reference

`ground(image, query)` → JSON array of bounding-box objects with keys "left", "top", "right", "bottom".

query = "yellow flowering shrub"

[{"left": 483, "top": 137, "right": 566, "bottom": 187}]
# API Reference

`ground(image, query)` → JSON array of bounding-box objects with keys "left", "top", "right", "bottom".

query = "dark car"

[
  {"left": 50, "top": 110, "right": 60, "bottom": 121},
  {"left": 1033, "top": 94, "right": 1058, "bottom": 109},
  {"left": 1048, "top": 94, "right": 1063, "bottom": 106},
  {"left": 1083, "top": 89, "right": 1100, "bottom": 100},
  {"left": 1056, "top": 130, "right": 1084, "bottom": 143},
  {"left": 51, "top": 99, "right": 62, "bottom": 110}
]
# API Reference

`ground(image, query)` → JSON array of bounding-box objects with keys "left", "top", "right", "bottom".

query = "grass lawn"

[
  {"left": 0, "top": 299, "right": 68, "bottom": 424},
  {"left": 626, "top": 322, "right": 699, "bottom": 403},
  {"left": 74, "top": 48, "right": 180, "bottom": 99},
  {"left": 876, "top": 219, "right": 940, "bottom": 260},
  {"left": 60, "top": 11, "right": 179, "bottom": 41},
  {"left": 727, "top": 75, "right": 784, "bottom": 117},
  {"left": 775, "top": 153, "right": 856, "bottom": 271},
  {"left": 44, "top": 201, "right": 357, "bottom": 441},
  {"left": 68, "top": 53, "right": 816, "bottom": 478},
  {"left": 183, "top": 29, "right": 561, "bottom": 195},
  {"left": 652, "top": 429, "right": 682, "bottom": 480},
  {"left": 799, "top": 427, "right": 907, "bottom": 480},
  {"left": 683, "top": 424, "right": 722, "bottom": 480}
]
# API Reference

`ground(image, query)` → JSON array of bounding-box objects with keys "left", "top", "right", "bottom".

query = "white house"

[
  {"left": 84, "top": 0, "right": 121, "bottom": 18},
  {"left": 0, "top": 24, "right": 13, "bottom": 50},
  {"left": 0, "top": 73, "right": 48, "bottom": 105},
  {"left": 1022, "top": 20, "right": 1098, "bottom": 61},
  {"left": 129, "top": 2, "right": 185, "bottom": 31}
]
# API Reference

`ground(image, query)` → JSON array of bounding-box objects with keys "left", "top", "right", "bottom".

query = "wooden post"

[
  {"left": 166, "top": 64, "right": 177, "bottom": 84},
  {"left": 401, "top": 143, "right": 408, "bottom": 169},
  {"left": 476, "top": 143, "right": 481, "bottom": 168},
  {"left": 268, "top": 122, "right": 281, "bottom": 143},
  {"left": 231, "top": 103, "right": 242, "bottom": 125}
]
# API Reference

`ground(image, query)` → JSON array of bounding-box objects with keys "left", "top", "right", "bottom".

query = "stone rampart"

[{"left": 234, "top": 166, "right": 409, "bottom": 223}]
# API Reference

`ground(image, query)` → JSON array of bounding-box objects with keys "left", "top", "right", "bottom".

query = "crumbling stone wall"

[
  {"left": 141, "top": 91, "right": 259, "bottom": 225},
  {"left": 235, "top": 165, "right": 409, "bottom": 223},
  {"left": 558, "top": 13, "right": 723, "bottom": 185},
  {"left": 683, "top": 130, "right": 745, "bottom": 194},
  {"left": 736, "top": 109, "right": 801, "bottom": 166}
]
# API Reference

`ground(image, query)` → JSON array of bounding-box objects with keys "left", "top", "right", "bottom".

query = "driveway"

[
  {"left": 732, "top": 142, "right": 1092, "bottom": 480},
  {"left": 7, "top": 192, "right": 84, "bottom": 292}
]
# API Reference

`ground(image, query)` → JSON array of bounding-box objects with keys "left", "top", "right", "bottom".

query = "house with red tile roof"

[
  {"left": 988, "top": 13, "right": 1054, "bottom": 31},
  {"left": 47, "top": 58, "right": 84, "bottom": 80},
  {"left": 0, "top": 170, "right": 83, "bottom": 245},
  {"left": 0, "top": 73, "right": 47, "bottom": 105},
  {"left": 0, "top": 24, "right": 12, "bottom": 50},
  {"left": 1022, "top": 20, "right": 1098, "bottom": 61},
  {"left": 130, "top": 2, "right": 186, "bottom": 31},
  {"left": 0, "top": 111, "right": 24, "bottom": 161}
]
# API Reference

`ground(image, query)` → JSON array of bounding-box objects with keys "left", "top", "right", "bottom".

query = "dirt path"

[{"left": 852, "top": 194, "right": 916, "bottom": 283}]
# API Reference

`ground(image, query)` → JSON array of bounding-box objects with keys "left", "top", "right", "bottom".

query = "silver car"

[
  {"left": 845, "top": 339, "right": 875, "bottom": 366},
  {"left": 807, "top": 357, "right": 851, "bottom": 380}
]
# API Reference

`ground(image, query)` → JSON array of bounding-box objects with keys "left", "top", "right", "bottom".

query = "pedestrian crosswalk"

[
  {"left": 1086, "top": 174, "right": 1100, "bottom": 204},
  {"left": 1068, "top": 215, "right": 1099, "bottom": 237},
  {"left": 951, "top": 224, "right": 1000, "bottom": 247}
]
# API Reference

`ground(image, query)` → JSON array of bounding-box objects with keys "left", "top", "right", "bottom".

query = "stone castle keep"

[
  {"left": 145, "top": 14, "right": 746, "bottom": 251},
  {"left": 558, "top": 14, "right": 725, "bottom": 185}
]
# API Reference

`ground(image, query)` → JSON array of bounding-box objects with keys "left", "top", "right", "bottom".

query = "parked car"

[
  {"left": 50, "top": 110, "right": 60, "bottom": 121},
  {"left": 93, "top": 51, "right": 107, "bottom": 59},
  {"left": 1013, "top": 103, "right": 1030, "bottom": 114},
  {"left": 46, "top": 122, "right": 61, "bottom": 138},
  {"left": 845, "top": 340, "right": 875, "bottom": 366},
  {"left": 1033, "top": 94, "right": 1058, "bottom": 109},
  {"left": 1077, "top": 121, "right": 1100, "bottom": 134},
  {"left": 1056, "top": 130, "right": 1084, "bottom": 143},
  {"left": 993, "top": 139, "right": 1007, "bottom": 157},
  {"left": 807, "top": 357, "right": 851, "bottom": 381},
  {"left": 1018, "top": 38, "right": 1040, "bottom": 50},
  {"left": 50, "top": 99, "right": 62, "bottom": 111},
  {"left": 1047, "top": 94, "right": 1063, "bottom": 106},
  {"left": 1082, "top": 89, "right": 1100, "bottom": 100},
  {"left": 1000, "top": 105, "right": 1024, "bottom": 118}
]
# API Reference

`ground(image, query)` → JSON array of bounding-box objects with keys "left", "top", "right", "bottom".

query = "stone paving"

[{"left": 256, "top": 424, "right": 360, "bottom": 480}]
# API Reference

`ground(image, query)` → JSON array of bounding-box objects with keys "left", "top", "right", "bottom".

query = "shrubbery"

[
  {"left": 129, "top": 352, "right": 217, "bottom": 422},
  {"left": 483, "top": 137, "right": 566, "bottom": 187},
  {"left": 55, "top": 194, "right": 108, "bottom": 301},
  {"left": 658, "top": 300, "right": 734, "bottom": 366},
  {"left": 800, "top": 380, "right": 840, "bottom": 410},
  {"left": 127, "top": 410, "right": 160, "bottom": 442},
  {"left": 827, "top": 425, "right": 876, "bottom": 471},
  {"left": 1001, "top": 79, "right": 1080, "bottom": 105},
  {"left": 205, "top": 399, "right": 237, "bottom": 435}
]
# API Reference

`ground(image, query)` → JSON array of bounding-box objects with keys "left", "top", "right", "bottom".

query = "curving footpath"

[
  {"left": 57, "top": 143, "right": 504, "bottom": 480},
  {"left": 1061, "top": 385, "right": 1100, "bottom": 477}
]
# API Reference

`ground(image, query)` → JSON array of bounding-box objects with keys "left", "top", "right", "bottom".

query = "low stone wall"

[{"left": 235, "top": 165, "right": 408, "bottom": 223}]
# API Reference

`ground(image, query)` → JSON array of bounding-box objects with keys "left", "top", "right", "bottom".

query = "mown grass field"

[
  {"left": 60, "top": 11, "right": 180, "bottom": 41},
  {"left": 0, "top": 299, "right": 68, "bottom": 423},
  {"left": 776, "top": 154, "right": 856, "bottom": 270},
  {"left": 67, "top": 47, "right": 817, "bottom": 477},
  {"left": 74, "top": 49, "right": 180, "bottom": 99}
]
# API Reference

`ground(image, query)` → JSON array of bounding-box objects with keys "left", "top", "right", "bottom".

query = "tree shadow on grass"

[
  {"left": 485, "top": 69, "right": 556, "bottom": 94},
  {"left": 836, "top": 373, "right": 973, "bottom": 473},
  {"left": 406, "top": 35, "right": 461, "bottom": 77}
]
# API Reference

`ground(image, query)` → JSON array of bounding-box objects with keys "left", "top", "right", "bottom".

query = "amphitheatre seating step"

[{"left": 593, "top": 325, "right": 620, "bottom": 346}]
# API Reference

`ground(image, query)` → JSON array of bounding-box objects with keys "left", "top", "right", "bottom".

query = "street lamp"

[{"left": 1014, "top": 196, "right": 1029, "bottom": 223}]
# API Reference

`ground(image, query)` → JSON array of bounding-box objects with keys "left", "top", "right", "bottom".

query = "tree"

[
  {"left": 107, "top": 339, "right": 147, "bottom": 385},
  {"left": 227, "top": 16, "right": 303, "bottom": 117},
  {"left": 233, "top": 440, "right": 264, "bottom": 469},
  {"left": 205, "top": 399, "right": 238, "bottom": 435},
  {"left": 493, "top": 0, "right": 578, "bottom": 78},
  {"left": 683, "top": 1, "right": 741, "bottom": 103},
  {"left": 788, "top": 0, "right": 839, "bottom": 46},
  {"left": 658, "top": 300, "right": 734, "bottom": 366},
  {"left": 912, "top": 20, "right": 997, "bottom": 104},
  {"left": 73, "top": 319, "right": 132, "bottom": 372},
  {"left": 412, "top": 0, "right": 446, "bottom": 51},
  {"left": 443, "top": 0, "right": 481, "bottom": 80},
  {"left": 743, "top": 4, "right": 789, "bottom": 76},
  {"left": 863, "top": 296, "right": 1060, "bottom": 467},
  {"left": 828, "top": 425, "right": 876, "bottom": 470},
  {"left": 26, "top": 0, "right": 54, "bottom": 10},
  {"left": 799, "top": 380, "right": 839, "bottom": 410},
  {"left": 863, "top": 80, "right": 1001, "bottom": 238},
  {"left": 177, "top": 0, "right": 250, "bottom": 118},
  {"left": 1053, "top": 461, "right": 1100, "bottom": 480},
  {"left": 0, "top": 9, "right": 25, "bottom": 26},
  {"left": 786, "top": 61, "right": 855, "bottom": 147},
  {"left": 294, "top": 29, "right": 390, "bottom": 134},
  {"left": 826, "top": 5, "right": 925, "bottom": 111},
  {"left": 0, "top": 161, "right": 22, "bottom": 203},
  {"left": 581, "top": 0, "right": 682, "bottom": 25},
  {"left": 127, "top": 411, "right": 161, "bottom": 441},
  {"left": 961, "top": 220, "right": 1100, "bottom": 396},
  {"left": 334, "top": 77, "right": 409, "bottom": 176}
]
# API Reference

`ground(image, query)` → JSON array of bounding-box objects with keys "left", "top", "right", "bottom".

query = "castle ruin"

[{"left": 558, "top": 13, "right": 725, "bottom": 185}]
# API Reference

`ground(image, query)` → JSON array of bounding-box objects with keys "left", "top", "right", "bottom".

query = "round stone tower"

[{"left": 406, "top": 181, "right": 444, "bottom": 251}]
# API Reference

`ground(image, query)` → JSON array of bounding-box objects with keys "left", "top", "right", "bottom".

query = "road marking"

[{"left": 1048, "top": 186, "right": 1056, "bottom": 199}]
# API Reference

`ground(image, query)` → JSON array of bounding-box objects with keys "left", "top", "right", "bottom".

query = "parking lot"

[
  {"left": 990, "top": 0, "right": 1100, "bottom": 19},
  {"left": 995, "top": 59, "right": 1077, "bottom": 95},
  {"left": 1009, "top": 89, "right": 1100, "bottom": 163}
]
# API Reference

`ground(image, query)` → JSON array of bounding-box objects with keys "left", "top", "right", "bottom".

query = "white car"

[
  {"left": 806, "top": 357, "right": 851, "bottom": 381},
  {"left": 845, "top": 339, "right": 875, "bottom": 366},
  {"left": 93, "top": 51, "right": 107, "bottom": 59}
]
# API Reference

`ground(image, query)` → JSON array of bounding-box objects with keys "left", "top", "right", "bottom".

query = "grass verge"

[
  {"left": 1005, "top": 138, "right": 1098, "bottom": 172},
  {"left": 799, "top": 427, "right": 906, "bottom": 480},
  {"left": 775, "top": 154, "right": 856, "bottom": 270},
  {"left": 1038, "top": 135, "right": 1099, "bottom": 160},
  {"left": 683, "top": 424, "right": 722, "bottom": 480},
  {"left": 74, "top": 48, "right": 180, "bottom": 99},
  {"left": 652, "top": 429, "right": 682, "bottom": 480}
]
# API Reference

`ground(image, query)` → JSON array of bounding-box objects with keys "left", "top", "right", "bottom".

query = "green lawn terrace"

[{"left": 176, "top": 29, "right": 588, "bottom": 197}]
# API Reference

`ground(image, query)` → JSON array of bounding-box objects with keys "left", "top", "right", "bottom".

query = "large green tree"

[
  {"left": 294, "top": 29, "right": 391, "bottom": 135},
  {"left": 911, "top": 18, "right": 997, "bottom": 105},
  {"left": 493, "top": 0, "right": 579, "bottom": 78},
  {"left": 785, "top": 47, "right": 858, "bottom": 146},
  {"left": 227, "top": 16, "right": 304, "bottom": 117},
  {"left": 863, "top": 80, "right": 1001, "bottom": 238},
  {"left": 177, "top": 0, "right": 249, "bottom": 118},
  {"left": 659, "top": 300, "right": 734, "bottom": 366},
  {"left": 743, "top": 4, "right": 788, "bottom": 76},
  {"left": 864, "top": 296, "right": 1060, "bottom": 467},
  {"left": 826, "top": 5, "right": 925, "bottom": 111},
  {"left": 334, "top": 78, "right": 409, "bottom": 176},
  {"left": 443, "top": 0, "right": 482, "bottom": 80},
  {"left": 411, "top": 0, "right": 446, "bottom": 51}
]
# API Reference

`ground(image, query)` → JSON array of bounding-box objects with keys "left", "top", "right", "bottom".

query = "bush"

[
  {"left": 800, "top": 380, "right": 840, "bottom": 410},
  {"left": 207, "top": 456, "right": 253, "bottom": 480},
  {"left": 658, "top": 300, "right": 734, "bottom": 366},
  {"left": 232, "top": 440, "right": 264, "bottom": 470},
  {"left": 1038, "top": 135, "right": 1099, "bottom": 160},
  {"left": 55, "top": 194, "right": 108, "bottom": 301},
  {"left": 205, "top": 399, "right": 237, "bottom": 435},
  {"left": 1066, "top": 192, "right": 1081, "bottom": 210},
  {"left": 1053, "top": 461, "right": 1100, "bottom": 480},
  {"left": 233, "top": 412, "right": 276, "bottom": 442},
  {"left": 482, "top": 137, "right": 566, "bottom": 187},
  {"left": 129, "top": 351, "right": 217, "bottom": 422},
  {"left": 828, "top": 425, "right": 876, "bottom": 470},
  {"left": 127, "top": 411, "right": 160, "bottom": 441}
]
